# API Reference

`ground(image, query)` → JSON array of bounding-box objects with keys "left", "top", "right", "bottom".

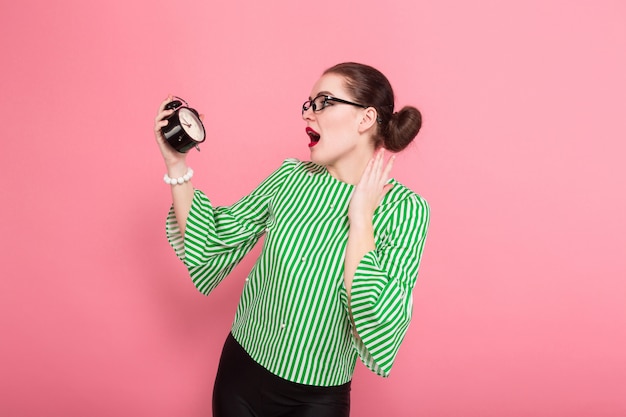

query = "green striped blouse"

[{"left": 166, "top": 158, "right": 429, "bottom": 386}]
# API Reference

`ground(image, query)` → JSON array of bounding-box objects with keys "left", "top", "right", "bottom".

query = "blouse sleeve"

[
  {"left": 166, "top": 159, "right": 297, "bottom": 295},
  {"left": 341, "top": 193, "right": 430, "bottom": 377}
]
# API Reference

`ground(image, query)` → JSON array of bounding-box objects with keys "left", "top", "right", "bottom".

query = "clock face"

[{"left": 178, "top": 108, "right": 205, "bottom": 142}]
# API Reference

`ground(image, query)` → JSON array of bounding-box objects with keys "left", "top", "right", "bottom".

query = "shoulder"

[
  {"left": 277, "top": 159, "right": 330, "bottom": 178},
  {"left": 282, "top": 159, "right": 323, "bottom": 173},
  {"left": 377, "top": 181, "right": 430, "bottom": 241},
  {"left": 378, "top": 180, "right": 430, "bottom": 235},
  {"left": 262, "top": 158, "right": 302, "bottom": 181},
  {"left": 383, "top": 180, "right": 430, "bottom": 216},
  {"left": 277, "top": 157, "right": 300, "bottom": 172},
  {"left": 258, "top": 159, "right": 316, "bottom": 189}
]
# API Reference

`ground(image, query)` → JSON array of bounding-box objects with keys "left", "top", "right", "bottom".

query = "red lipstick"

[{"left": 306, "top": 127, "right": 320, "bottom": 148}]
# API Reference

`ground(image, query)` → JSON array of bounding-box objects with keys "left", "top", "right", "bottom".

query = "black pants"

[{"left": 213, "top": 333, "right": 351, "bottom": 417}]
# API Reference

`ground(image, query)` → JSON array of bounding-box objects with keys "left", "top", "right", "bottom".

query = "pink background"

[{"left": 1, "top": 1, "right": 625, "bottom": 416}]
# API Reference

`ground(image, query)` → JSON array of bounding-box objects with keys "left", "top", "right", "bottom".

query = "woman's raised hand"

[
  {"left": 154, "top": 95, "right": 188, "bottom": 171},
  {"left": 348, "top": 149, "right": 395, "bottom": 227}
]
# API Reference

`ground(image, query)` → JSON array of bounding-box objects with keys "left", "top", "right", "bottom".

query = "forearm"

[
  {"left": 344, "top": 217, "right": 376, "bottom": 340},
  {"left": 167, "top": 161, "right": 194, "bottom": 236},
  {"left": 344, "top": 217, "right": 375, "bottom": 300}
]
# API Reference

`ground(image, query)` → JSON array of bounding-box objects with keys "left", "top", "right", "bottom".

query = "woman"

[{"left": 154, "top": 62, "right": 430, "bottom": 416}]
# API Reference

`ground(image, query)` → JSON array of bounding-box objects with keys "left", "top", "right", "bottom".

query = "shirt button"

[
  {"left": 301, "top": 257, "right": 306, "bottom": 262},
  {"left": 308, "top": 172, "right": 313, "bottom": 177},
  {"left": 329, "top": 203, "right": 335, "bottom": 208},
  {"left": 281, "top": 323, "right": 286, "bottom": 329},
  {"left": 245, "top": 277, "right": 250, "bottom": 282}
]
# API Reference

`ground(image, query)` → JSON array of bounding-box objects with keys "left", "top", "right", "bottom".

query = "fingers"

[
  {"left": 154, "top": 118, "right": 169, "bottom": 134},
  {"left": 366, "top": 149, "right": 394, "bottom": 186},
  {"left": 372, "top": 149, "right": 384, "bottom": 182},
  {"left": 154, "top": 95, "right": 175, "bottom": 135},
  {"left": 158, "top": 95, "right": 173, "bottom": 112},
  {"left": 360, "top": 153, "right": 374, "bottom": 184},
  {"left": 349, "top": 150, "right": 396, "bottom": 221},
  {"left": 152, "top": 95, "right": 189, "bottom": 166},
  {"left": 382, "top": 154, "right": 395, "bottom": 183}
]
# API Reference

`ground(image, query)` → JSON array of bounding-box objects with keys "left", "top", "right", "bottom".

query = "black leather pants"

[{"left": 213, "top": 333, "right": 351, "bottom": 417}]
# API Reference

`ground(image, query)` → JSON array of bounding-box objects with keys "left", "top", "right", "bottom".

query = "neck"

[{"left": 325, "top": 147, "right": 375, "bottom": 185}]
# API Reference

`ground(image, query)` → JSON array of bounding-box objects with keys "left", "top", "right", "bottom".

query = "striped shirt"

[{"left": 166, "top": 158, "right": 429, "bottom": 386}]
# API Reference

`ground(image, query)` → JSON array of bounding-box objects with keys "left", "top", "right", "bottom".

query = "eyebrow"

[{"left": 308, "top": 91, "right": 334, "bottom": 100}]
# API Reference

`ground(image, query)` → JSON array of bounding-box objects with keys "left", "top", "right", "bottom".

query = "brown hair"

[{"left": 323, "top": 62, "right": 422, "bottom": 152}]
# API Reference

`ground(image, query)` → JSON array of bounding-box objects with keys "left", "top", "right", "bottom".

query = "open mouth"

[{"left": 306, "top": 127, "right": 320, "bottom": 148}]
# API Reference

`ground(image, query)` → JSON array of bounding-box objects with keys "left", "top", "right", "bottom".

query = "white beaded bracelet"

[{"left": 163, "top": 167, "right": 194, "bottom": 185}]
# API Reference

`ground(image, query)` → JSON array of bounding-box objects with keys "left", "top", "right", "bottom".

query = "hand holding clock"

[{"left": 154, "top": 95, "right": 204, "bottom": 175}]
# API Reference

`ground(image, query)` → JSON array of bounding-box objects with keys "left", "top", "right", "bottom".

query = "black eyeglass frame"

[{"left": 302, "top": 95, "right": 369, "bottom": 114}]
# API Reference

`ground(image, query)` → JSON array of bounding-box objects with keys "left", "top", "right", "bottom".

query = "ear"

[{"left": 357, "top": 107, "right": 378, "bottom": 134}]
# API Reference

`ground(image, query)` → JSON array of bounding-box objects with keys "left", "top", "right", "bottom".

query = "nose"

[{"left": 302, "top": 105, "right": 314, "bottom": 121}]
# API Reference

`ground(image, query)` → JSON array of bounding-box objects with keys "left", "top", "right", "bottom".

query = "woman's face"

[{"left": 302, "top": 73, "right": 369, "bottom": 169}]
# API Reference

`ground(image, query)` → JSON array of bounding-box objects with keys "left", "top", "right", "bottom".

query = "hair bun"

[{"left": 384, "top": 106, "right": 422, "bottom": 152}]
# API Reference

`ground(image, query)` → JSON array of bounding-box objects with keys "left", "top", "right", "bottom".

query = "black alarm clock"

[{"left": 161, "top": 97, "right": 206, "bottom": 153}]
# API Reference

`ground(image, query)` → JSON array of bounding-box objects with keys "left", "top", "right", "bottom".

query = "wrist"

[
  {"left": 165, "top": 161, "right": 189, "bottom": 178},
  {"left": 164, "top": 167, "right": 193, "bottom": 185},
  {"left": 348, "top": 210, "right": 373, "bottom": 226},
  {"left": 348, "top": 216, "right": 374, "bottom": 231}
]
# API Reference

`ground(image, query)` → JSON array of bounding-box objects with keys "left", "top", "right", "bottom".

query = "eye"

[{"left": 310, "top": 96, "right": 322, "bottom": 111}]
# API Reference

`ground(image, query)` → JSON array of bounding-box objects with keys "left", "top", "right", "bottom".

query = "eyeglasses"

[{"left": 302, "top": 95, "right": 368, "bottom": 114}]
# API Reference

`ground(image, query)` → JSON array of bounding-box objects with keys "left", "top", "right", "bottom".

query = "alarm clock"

[{"left": 161, "top": 97, "right": 206, "bottom": 153}]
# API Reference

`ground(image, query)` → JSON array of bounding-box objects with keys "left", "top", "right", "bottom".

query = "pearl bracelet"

[{"left": 164, "top": 167, "right": 194, "bottom": 185}]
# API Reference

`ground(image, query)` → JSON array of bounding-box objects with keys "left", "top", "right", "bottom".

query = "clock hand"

[{"left": 179, "top": 113, "right": 192, "bottom": 127}]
